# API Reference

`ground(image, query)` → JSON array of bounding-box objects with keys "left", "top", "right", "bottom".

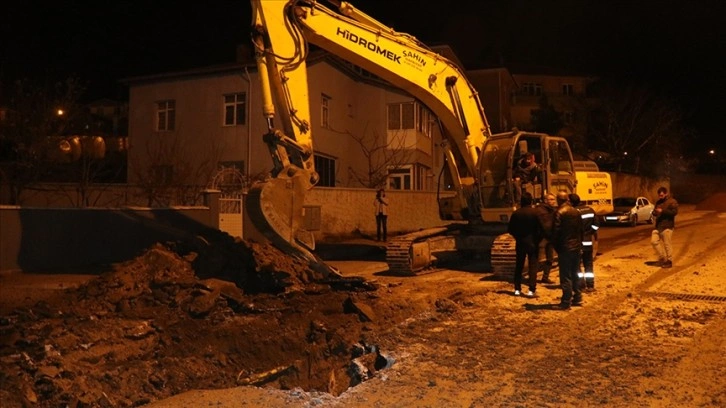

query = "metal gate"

[{"left": 210, "top": 167, "right": 245, "bottom": 238}]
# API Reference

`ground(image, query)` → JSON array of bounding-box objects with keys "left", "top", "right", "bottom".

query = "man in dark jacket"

[
  {"left": 512, "top": 152, "right": 541, "bottom": 207},
  {"left": 651, "top": 186, "right": 679, "bottom": 268},
  {"left": 507, "top": 191, "right": 543, "bottom": 298},
  {"left": 570, "top": 193, "right": 599, "bottom": 290},
  {"left": 535, "top": 193, "right": 557, "bottom": 284},
  {"left": 553, "top": 191, "right": 583, "bottom": 309}
]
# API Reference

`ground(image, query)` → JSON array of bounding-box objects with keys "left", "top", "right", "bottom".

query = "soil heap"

[{"left": 0, "top": 237, "right": 384, "bottom": 407}]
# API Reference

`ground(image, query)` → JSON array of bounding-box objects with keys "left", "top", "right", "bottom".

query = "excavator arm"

[{"left": 247, "top": 0, "right": 493, "bottom": 274}]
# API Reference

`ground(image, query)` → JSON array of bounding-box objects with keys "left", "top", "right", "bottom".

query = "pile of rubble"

[{"left": 0, "top": 238, "right": 386, "bottom": 407}]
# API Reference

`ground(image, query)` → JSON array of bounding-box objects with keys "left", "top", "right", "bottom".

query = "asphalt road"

[{"left": 597, "top": 204, "right": 698, "bottom": 258}]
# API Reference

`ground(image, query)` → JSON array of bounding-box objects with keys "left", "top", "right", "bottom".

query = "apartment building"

[
  {"left": 508, "top": 66, "right": 597, "bottom": 139},
  {"left": 124, "top": 52, "right": 443, "bottom": 194}
]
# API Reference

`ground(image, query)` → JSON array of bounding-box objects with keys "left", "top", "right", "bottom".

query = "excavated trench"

[{"left": 0, "top": 237, "right": 393, "bottom": 407}]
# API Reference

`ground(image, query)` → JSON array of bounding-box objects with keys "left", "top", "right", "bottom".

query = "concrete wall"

[
  {"left": 3, "top": 174, "right": 723, "bottom": 273},
  {"left": 0, "top": 187, "right": 455, "bottom": 272},
  {"left": 609, "top": 173, "right": 726, "bottom": 204},
  {"left": 0, "top": 193, "right": 221, "bottom": 273},
  {"left": 301, "top": 187, "right": 461, "bottom": 241},
  {"left": 609, "top": 173, "right": 670, "bottom": 202},
  {"left": 670, "top": 173, "right": 726, "bottom": 204}
]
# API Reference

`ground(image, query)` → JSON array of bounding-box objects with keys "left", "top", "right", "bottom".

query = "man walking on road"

[
  {"left": 651, "top": 186, "right": 679, "bottom": 268},
  {"left": 553, "top": 191, "right": 583, "bottom": 309},
  {"left": 507, "top": 191, "right": 543, "bottom": 298}
]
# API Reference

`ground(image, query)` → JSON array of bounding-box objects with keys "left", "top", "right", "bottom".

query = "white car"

[{"left": 601, "top": 196, "right": 655, "bottom": 227}]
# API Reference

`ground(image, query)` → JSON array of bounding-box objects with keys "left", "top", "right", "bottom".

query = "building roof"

[
  {"left": 121, "top": 48, "right": 407, "bottom": 95},
  {"left": 504, "top": 63, "right": 595, "bottom": 78}
]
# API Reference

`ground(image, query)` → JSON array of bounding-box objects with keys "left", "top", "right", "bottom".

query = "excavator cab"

[{"left": 477, "top": 130, "right": 577, "bottom": 221}]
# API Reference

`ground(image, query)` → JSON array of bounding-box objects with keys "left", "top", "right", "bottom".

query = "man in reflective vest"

[{"left": 569, "top": 193, "right": 599, "bottom": 291}]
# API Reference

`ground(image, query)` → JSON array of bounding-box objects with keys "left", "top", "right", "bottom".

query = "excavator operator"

[{"left": 513, "top": 152, "right": 541, "bottom": 206}]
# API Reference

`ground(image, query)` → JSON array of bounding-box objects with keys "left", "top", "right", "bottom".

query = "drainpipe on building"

[{"left": 243, "top": 67, "right": 252, "bottom": 188}]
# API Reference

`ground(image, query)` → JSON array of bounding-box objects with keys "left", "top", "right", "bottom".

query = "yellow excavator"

[{"left": 246, "top": 0, "right": 608, "bottom": 276}]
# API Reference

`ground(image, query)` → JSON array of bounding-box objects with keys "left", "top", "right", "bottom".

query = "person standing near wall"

[
  {"left": 374, "top": 189, "right": 389, "bottom": 241},
  {"left": 651, "top": 186, "right": 679, "bottom": 268}
]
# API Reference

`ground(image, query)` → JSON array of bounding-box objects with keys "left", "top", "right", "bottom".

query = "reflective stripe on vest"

[{"left": 583, "top": 241, "right": 593, "bottom": 246}]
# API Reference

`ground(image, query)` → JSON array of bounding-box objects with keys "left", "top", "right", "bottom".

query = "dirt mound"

[
  {"left": 0, "top": 240, "right": 385, "bottom": 407},
  {"left": 696, "top": 192, "right": 726, "bottom": 212}
]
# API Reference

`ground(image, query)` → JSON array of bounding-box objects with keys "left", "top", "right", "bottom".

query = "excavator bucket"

[{"left": 245, "top": 174, "right": 343, "bottom": 279}]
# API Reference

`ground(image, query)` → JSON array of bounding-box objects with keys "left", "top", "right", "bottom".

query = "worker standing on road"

[
  {"left": 552, "top": 191, "right": 583, "bottom": 309},
  {"left": 651, "top": 186, "right": 679, "bottom": 268},
  {"left": 507, "top": 191, "right": 543, "bottom": 298},
  {"left": 374, "top": 189, "right": 389, "bottom": 242},
  {"left": 535, "top": 193, "right": 557, "bottom": 284},
  {"left": 569, "top": 193, "right": 599, "bottom": 291}
]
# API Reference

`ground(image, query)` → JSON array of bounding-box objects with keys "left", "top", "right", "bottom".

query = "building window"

[
  {"left": 151, "top": 164, "right": 173, "bottom": 185},
  {"left": 157, "top": 100, "right": 175, "bottom": 131},
  {"left": 416, "top": 104, "right": 435, "bottom": 138},
  {"left": 388, "top": 102, "right": 433, "bottom": 136},
  {"left": 563, "top": 110, "right": 575, "bottom": 124},
  {"left": 387, "top": 102, "right": 414, "bottom": 130},
  {"left": 548, "top": 140, "right": 573, "bottom": 174},
  {"left": 321, "top": 94, "right": 331, "bottom": 128},
  {"left": 521, "top": 83, "right": 542, "bottom": 96},
  {"left": 415, "top": 164, "right": 430, "bottom": 190},
  {"left": 401, "top": 102, "right": 414, "bottom": 129},
  {"left": 388, "top": 165, "right": 412, "bottom": 190},
  {"left": 314, "top": 154, "right": 336, "bottom": 187},
  {"left": 562, "top": 84, "right": 574, "bottom": 96},
  {"left": 224, "top": 93, "right": 246, "bottom": 126},
  {"left": 387, "top": 104, "right": 401, "bottom": 129}
]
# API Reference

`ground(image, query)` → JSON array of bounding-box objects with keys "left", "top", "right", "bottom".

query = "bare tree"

[
  {"left": 337, "top": 123, "right": 413, "bottom": 188},
  {"left": 588, "top": 82, "right": 686, "bottom": 175},
  {"left": 131, "top": 131, "right": 224, "bottom": 207},
  {"left": 530, "top": 95, "right": 564, "bottom": 135},
  {"left": 0, "top": 77, "right": 87, "bottom": 204}
]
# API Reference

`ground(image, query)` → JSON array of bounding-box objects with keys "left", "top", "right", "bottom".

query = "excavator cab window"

[
  {"left": 517, "top": 140, "right": 529, "bottom": 157},
  {"left": 512, "top": 135, "right": 545, "bottom": 202},
  {"left": 479, "top": 138, "right": 514, "bottom": 208},
  {"left": 548, "top": 141, "right": 574, "bottom": 174}
]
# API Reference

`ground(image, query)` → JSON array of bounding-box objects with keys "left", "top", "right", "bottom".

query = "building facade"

[
  {"left": 509, "top": 69, "right": 597, "bottom": 140},
  {"left": 124, "top": 53, "right": 444, "bottom": 194}
]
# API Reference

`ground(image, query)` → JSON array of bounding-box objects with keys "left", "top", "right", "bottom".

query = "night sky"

[{"left": 2, "top": 0, "right": 723, "bottom": 150}]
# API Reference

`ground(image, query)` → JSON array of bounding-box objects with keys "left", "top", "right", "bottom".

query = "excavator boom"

[{"left": 247, "top": 0, "right": 492, "bottom": 271}]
